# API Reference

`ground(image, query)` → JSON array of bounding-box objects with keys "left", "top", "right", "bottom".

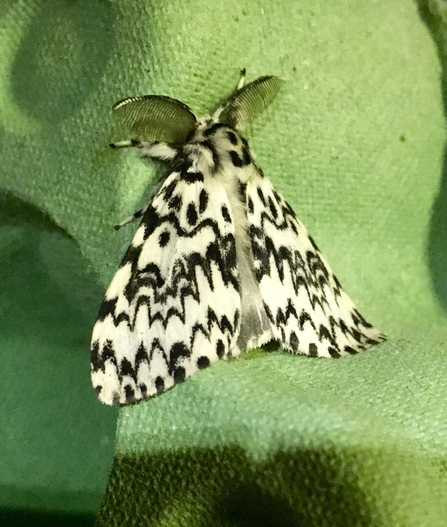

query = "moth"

[{"left": 91, "top": 72, "right": 385, "bottom": 405}]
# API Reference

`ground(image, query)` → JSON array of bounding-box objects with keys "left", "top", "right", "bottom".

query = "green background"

[{"left": 1, "top": 0, "right": 447, "bottom": 525}]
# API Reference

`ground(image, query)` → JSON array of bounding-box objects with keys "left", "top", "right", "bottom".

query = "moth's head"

[{"left": 112, "top": 75, "right": 284, "bottom": 147}]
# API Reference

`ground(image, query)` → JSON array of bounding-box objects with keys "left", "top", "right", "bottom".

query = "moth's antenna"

[{"left": 236, "top": 68, "right": 246, "bottom": 91}]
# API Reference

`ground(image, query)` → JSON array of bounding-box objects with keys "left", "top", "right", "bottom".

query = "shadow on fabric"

[
  {"left": 0, "top": 510, "right": 94, "bottom": 527},
  {"left": 10, "top": 0, "right": 115, "bottom": 124},
  {"left": 418, "top": 1, "right": 447, "bottom": 311},
  {"left": 96, "top": 446, "right": 377, "bottom": 527},
  {"left": 0, "top": 190, "right": 117, "bottom": 518}
]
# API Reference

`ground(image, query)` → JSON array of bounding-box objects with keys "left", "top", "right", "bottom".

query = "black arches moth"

[{"left": 91, "top": 73, "right": 385, "bottom": 405}]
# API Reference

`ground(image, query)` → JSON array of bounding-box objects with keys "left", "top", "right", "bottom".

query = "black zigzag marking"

[
  {"left": 250, "top": 229, "right": 333, "bottom": 312},
  {"left": 91, "top": 306, "right": 240, "bottom": 388},
  {"left": 95, "top": 196, "right": 240, "bottom": 332},
  {"left": 122, "top": 233, "right": 239, "bottom": 301},
  {"left": 248, "top": 185, "right": 383, "bottom": 348},
  {"left": 91, "top": 339, "right": 117, "bottom": 372},
  {"left": 248, "top": 185, "right": 342, "bottom": 306},
  {"left": 95, "top": 252, "right": 238, "bottom": 335},
  {"left": 136, "top": 205, "right": 234, "bottom": 245}
]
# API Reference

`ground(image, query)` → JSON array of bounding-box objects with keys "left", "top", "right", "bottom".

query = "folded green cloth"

[{"left": 1, "top": 1, "right": 447, "bottom": 525}]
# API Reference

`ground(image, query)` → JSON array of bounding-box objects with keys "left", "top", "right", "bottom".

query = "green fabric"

[{"left": 1, "top": 0, "right": 447, "bottom": 525}]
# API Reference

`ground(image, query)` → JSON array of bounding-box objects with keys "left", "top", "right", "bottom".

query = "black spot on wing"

[
  {"left": 352, "top": 308, "right": 374, "bottom": 328},
  {"left": 96, "top": 297, "right": 118, "bottom": 322},
  {"left": 123, "top": 278, "right": 139, "bottom": 305},
  {"left": 168, "top": 342, "right": 191, "bottom": 376},
  {"left": 257, "top": 165, "right": 265, "bottom": 178},
  {"left": 234, "top": 309, "right": 240, "bottom": 329},
  {"left": 339, "top": 319, "right": 349, "bottom": 335},
  {"left": 124, "top": 385, "right": 135, "bottom": 402},
  {"left": 238, "top": 181, "right": 247, "bottom": 200},
  {"left": 91, "top": 340, "right": 117, "bottom": 375},
  {"left": 159, "top": 231, "right": 171, "bottom": 247},
  {"left": 230, "top": 150, "right": 244, "bottom": 167},
  {"left": 268, "top": 196, "right": 278, "bottom": 219},
  {"left": 319, "top": 324, "right": 333, "bottom": 344},
  {"left": 219, "top": 315, "right": 233, "bottom": 334},
  {"left": 333, "top": 275, "right": 343, "bottom": 293},
  {"left": 308, "top": 343, "right": 318, "bottom": 357},
  {"left": 102, "top": 340, "right": 116, "bottom": 362},
  {"left": 174, "top": 367, "right": 186, "bottom": 383},
  {"left": 197, "top": 356, "right": 210, "bottom": 369},
  {"left": 199, "top": 189, "right": 209, "bottom": 213},
  {"left": 227, "top": 131, "right": 238, "bottom": 145},
  {"left": 90, "top": 341, "right": 100, "bottom": 369},
  {"left": 248, "top": 197, "right": 254, "bottom": 214},
  {"left": 289, "top": 331, "right": 299, "bottom": 351},
  {"left": 162, "top": 180, "right": 177, "bottom": 201},
  {"left": 256, "top": 187, "right": 267, "bottom": 206},
  {"left": 135, "top": 343, "right": 149, "bottom": 365},
  {"left": 328, "top": 347, "right": 341, "bottom": 358},
  {"left": 352, "top": 328, "right": 363, "bottom": 342},
  {"left": 216, "top": 339, "right": 225, "bottom": 358},
  {"left": 155, "top": 376, "right": 165, "bottom": 393},
  {"left": 242, "top": 146, "right": 251, "bottom": 165},
  {"left": 169, "top": 195, "right": 182, "bottom": 211},
  {"left": 120, "top": 358, "right": 134, "bottom": 378},
  {"left": 282, "top": 200, "right": 295, "bottom": 216},
  {"left": 142, "top": 206, "right": 162, "bottom": 240},
  {"left": 221, "top": 205, "right": 232, "bottom": 223},
  {"left": 182, "top": 170, "right": 204, "bottom": 183},
  {"left": 307, "top": 251, "right": 330, "bottom": 285},
  {"left": 299, "top": 311, "right": 317, "bottom": 331},
  {"left": 272, "top": 188, "right": 282, "bottom": 203},
  {"left": 187, "top": 203, "right": 198, "bottom": 225}
]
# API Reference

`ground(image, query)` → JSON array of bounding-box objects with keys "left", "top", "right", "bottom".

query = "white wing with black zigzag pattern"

[
  {"left": 91, "top": 167, "right": 242, "bottom": 404},
  {"left": 245, "top": 171, "right": 384, "bottom": 358}
]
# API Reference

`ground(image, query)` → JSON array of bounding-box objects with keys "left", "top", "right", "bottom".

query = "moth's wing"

[
  {"left": 246, "top": 170, "right": 385, "bottom": 358},
  {"left": 91, "top": 171, "right": 241, "bottom": 405}
]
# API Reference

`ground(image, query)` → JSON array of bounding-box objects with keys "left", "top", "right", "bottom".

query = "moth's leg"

[
  {"left": 114, "top": 206, "right": 148, "bottom": 230},
  {"left": 110, "top": 139, "right": 179, "bottom": 161},
  {"left": 110, "top": 139, "right": 141, "bottom": 149},
  {"left": 236, "top": 68, "right": 247, "bottom": 91}
]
